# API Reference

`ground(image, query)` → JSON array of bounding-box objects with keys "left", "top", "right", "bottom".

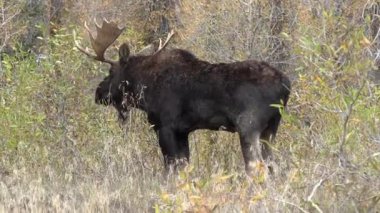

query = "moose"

[{"left": 76, "top": 20, "right": 291, "bottom": 174}]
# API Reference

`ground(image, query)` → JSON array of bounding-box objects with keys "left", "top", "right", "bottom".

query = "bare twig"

[
  {"left": 272, "top": 198, "right": 310, "bottom": 213},
  {"left": 313, "top": 102, "right": 343, "bottom": 113},
  {"left": 0, "top": 10, "right": 19, "bottom": 28},
  {"left": 307, "top": 179, "right": 324, "bottom": 213},
  {"left": 0, "top": 3, "right": 20, "bottom": 74},
  {"left": 339, "top": 83, "right": 366, "bottom": 161},
  {"left": 306, "top": 171, "right": 337, "bottom": 213}
]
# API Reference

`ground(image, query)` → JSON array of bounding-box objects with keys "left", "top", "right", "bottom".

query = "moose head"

[{"left": 75, "top": 19, "right": 174, "bottom": 119}]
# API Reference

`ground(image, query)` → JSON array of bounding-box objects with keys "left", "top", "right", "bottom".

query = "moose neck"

[{"left": 121, "top": 55, "right": 154, "bottom": 111}]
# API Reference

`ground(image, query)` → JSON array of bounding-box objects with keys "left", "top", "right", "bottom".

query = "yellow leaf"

[
  {"left": 179, "top": 170, "right": 186, "bottom": 179},
  {"left": 178, "top": 183, "right": 191, "bottom": 191},
  {"left": 338, "top": 43, "right": 348, "bottom": 53},
  {"left": 153, "top": 204, "right": 160, "bottom": 213},
  {"left": 345, "top": 131, "right": 354, "bottom": 141},
  {"left": 185, "top": 165, "right": 194, "bottom": 173},
  {"left": 280, "top": 32, "right": 290, "bottom": 39},
  {"left": 189, "top": 195, "right": 202, "bottom": 205},
  {"left": 255, "top": 161, "right": 266, "bottom": 172},
  {"left": 161, "top": 192, "right": 170, "bottom": 203},
  {"left": 190, "top": 195, "right": 201, "bottom": 200},
  {"left": 360, "top": 36, "right": 371, "bottom": 47},
  {"left": 215, "top": 174, "right": 234, "bottom": 182},
  {"left": 251, "top": 192, "right": 266, "bottom": 203}
]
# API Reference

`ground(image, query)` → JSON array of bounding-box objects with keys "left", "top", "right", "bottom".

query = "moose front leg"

[
  {"left": 176, "top": 131, "right": 190, "bottom": 162},
  {"left": 158, "top": 127, "right": 189, "bottom": 171},
  {"left": 158, "top": 127, "right": 177, "bottom": 169}
]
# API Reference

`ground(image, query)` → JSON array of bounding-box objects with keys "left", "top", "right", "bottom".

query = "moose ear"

[{"left": 119, "top": 43, "right": 130, "bottom": 63}]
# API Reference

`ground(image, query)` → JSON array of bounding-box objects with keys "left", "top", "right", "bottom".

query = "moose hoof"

[{"left": 245, "top": 160, "right": 271, "bottom": 180}]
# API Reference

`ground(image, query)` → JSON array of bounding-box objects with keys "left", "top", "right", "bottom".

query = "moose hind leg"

[
  {"left": 260, "top": 128, "right": 274, "bottom": 164},
  {"left": 261, "top": 113, "right": 281, "bottom": 161},
  {"left": 239, "top": 130, "right": 263, "bottom": 174},
  {"left": 236, "top": 111, "right": 270, "bottom": 175}
]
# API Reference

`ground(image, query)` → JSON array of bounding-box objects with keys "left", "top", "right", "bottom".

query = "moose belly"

[
  {"left": 195, "top": 115, "right": 235, "bottom": 132},
  {"left": 184, "top": 100, "right": 236, "bottom": 132}
]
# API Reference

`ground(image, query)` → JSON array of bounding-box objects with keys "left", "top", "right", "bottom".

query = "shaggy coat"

[{"left": 95, "top": 46, "right": 291, "bottom": 173}]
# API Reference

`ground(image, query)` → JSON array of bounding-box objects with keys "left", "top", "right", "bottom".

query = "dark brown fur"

[{"left": 95, "top": 46, "right": 291, "bottom": 173}]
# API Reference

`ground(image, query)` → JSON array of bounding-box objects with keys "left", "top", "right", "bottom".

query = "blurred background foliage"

[{"left": 0, "top": 0, "right": 379, "bottom": 212}]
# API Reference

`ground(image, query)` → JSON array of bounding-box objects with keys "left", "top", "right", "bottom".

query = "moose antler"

[
  {"left": 154, "top": 30, "right": 175, "bottom": 55},
  {"left": 75, "top": 18, "right": 125, "bottom": 64}
]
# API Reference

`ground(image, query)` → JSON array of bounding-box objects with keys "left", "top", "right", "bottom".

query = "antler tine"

[
  {"left": 94, "top": 17, "right": 102, "bottom": 29},
  {"left": 158, "top": 38, "right": 163, "bottom": 49},
  {"left": 76, "top": 19, "right": 125, "bottom": 64},
  {"left": 74, "top": 21, "right": 99, "bottom": 60},
  {"left": 154, "top": 30, "right": 175, "bottom": 55}
]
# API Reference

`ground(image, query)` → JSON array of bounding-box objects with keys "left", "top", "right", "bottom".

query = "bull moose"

[{"left": 76, "top": 20, "right": 291, "bottom": 174}]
